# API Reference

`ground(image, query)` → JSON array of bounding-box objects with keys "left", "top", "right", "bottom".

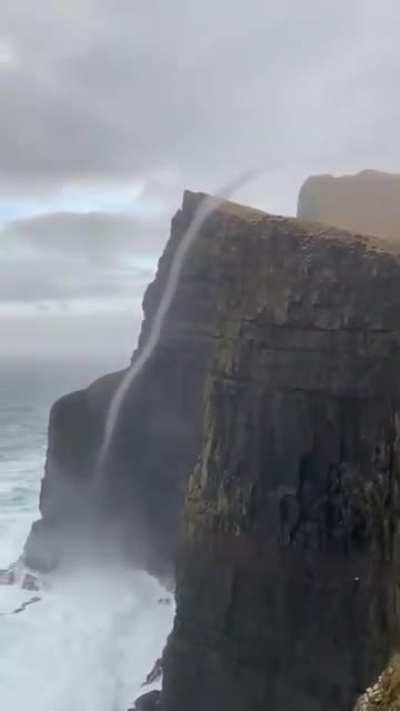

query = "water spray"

[{"left": 98, "top": 171, "right": 260, "bottom": 472}]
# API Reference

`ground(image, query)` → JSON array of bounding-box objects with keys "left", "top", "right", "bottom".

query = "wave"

[{"left": 0, "top": 564, "right": 174, "bottom": 711}]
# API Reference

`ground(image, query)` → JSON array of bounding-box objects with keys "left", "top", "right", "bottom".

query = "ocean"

[{"left": 0, "top": 358, "right": 174, "bottom": 711}]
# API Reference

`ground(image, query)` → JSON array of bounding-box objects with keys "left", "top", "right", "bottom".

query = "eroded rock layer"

[{"left": 161, "top": 204, "right": 400, "bottom": 711}]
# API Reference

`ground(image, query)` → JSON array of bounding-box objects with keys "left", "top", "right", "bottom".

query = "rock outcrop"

[
  {"left": 161, "top": 202, "right": 400, "bottom": 711},
  {"left": 354, "top": 655, "right": 400, "bottom": 710},
  {"left": 25, "top": 192, "right": 243, "bottom": 576},
  {"left": 131, "top": 690, "right": 161, "bottom": 711},
  {"left": 298, "top": 170, "right": 400, "bottom": 241}
]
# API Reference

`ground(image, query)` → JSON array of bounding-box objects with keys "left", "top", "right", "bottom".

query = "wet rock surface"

[
  {"left": 142, "top": 658, "right": 162, "bottom": 687},
  {"left": 131, "top": 690, "right": 160, "bottom": 711}
]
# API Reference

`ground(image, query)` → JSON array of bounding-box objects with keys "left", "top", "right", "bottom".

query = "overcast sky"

[{"left": 1, "top": 0, "right": 400, "bottom": 364}]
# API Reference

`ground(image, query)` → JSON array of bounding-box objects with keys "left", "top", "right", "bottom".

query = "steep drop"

[
  {"left": 161, "top": 205, "right": 400, "bottom": 711},
  {"left": 25, "top": 191, "right": 263, "bottom": 576}
]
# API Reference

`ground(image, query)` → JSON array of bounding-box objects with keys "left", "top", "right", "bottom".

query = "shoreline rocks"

[{"left": 130, "top": 690, "right": 160, "bottom": 711}]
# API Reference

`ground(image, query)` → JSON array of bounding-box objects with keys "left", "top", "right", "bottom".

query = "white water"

[
  {"left": 0, "top": 566, "right": 174, "bottom": 711},
  {"left": 0, "top": 363, "right": 174, "bottom": 710},
  {"left": 99, "top": 172, "right": 258, "bottom": 468}
]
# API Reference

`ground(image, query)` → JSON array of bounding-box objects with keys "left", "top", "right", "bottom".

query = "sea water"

[{"left": 0, "top": 359, "right": 174, "bottom": 711}]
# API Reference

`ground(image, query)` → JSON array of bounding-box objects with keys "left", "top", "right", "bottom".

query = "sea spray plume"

[{"left": 98, "top": 171, "right": 259, "bottom": 470}]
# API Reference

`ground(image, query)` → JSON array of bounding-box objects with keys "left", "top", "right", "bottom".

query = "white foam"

[
  {"left": 0, "top": 565, "right": 174, "bottom": 711},
  {"left": 0, "top": 365, "right": 176, "bottom": 710}
]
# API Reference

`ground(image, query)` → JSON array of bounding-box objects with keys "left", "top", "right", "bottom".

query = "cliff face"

[
  {"left": 25, "top": 190, "right": 400, "bottom": 710},
  {"left": 298, "top": 170, "right": 400, "bottom": 241},
  {"left": 25, "top": 192, "right": 241, "bottom": 575},
  {"left": 161, "top": 206, "right": 400, "bottom": 710}
]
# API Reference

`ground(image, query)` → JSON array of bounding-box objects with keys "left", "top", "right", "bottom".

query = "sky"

[{"left": 1, "top": 0, "right": 400, "bottom": 364}]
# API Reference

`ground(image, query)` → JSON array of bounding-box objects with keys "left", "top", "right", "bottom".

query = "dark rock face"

[
  {"left": 131, "top": 690, "right": 161, "bottom": 711},
  {"left": 24, "top": 192, "right": 246, "bottom": 575},
  {"left": 161, "top": 208, "right": 400, "bottom": 710},
  {"left": 298, "top": 169, "right": 400, "bottom": 241},
  {"left": 24, "top": 386, "right": 107, "bottom": 570}
]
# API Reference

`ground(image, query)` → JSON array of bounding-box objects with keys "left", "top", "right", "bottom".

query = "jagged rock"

[
  {"left": 297, "top": 169, "right": 400, "bottom": 241},
  {"left": 131, "top": 690, "right": 161, "bottom": 711},
  {"left": 161, "top": 198, "right": 400, "bottom": 711},
  {"left": 142, "top": 658, "right": 162, "bottom": 687},
  {"left": 354, "top": 655, "right": 400, "bottom": 710}
]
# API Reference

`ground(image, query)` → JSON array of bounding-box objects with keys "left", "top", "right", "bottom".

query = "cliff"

[
  {"left": 24, "top": 190, "right": 400, "bottom": 710},
  {"left": 25, "top": 191, "right": 241, "bottom": 575},
  {"left": 161, "top": 203, "right": 400, "bottom": 710},
  {"left": 298, "top": 170, "right": 400, "bottom": 241}
]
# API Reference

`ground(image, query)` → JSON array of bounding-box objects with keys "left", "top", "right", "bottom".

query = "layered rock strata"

[
  {"left": 24, "top": 190, "right": 400, "bottom": 710},
  {"left": 161, "top": 202, "right": 400, "bottom": 711}
]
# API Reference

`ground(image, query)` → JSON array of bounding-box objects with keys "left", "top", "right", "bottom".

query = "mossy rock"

[{"left": 355, "top": 655, "right": 400, "bottom": 710}]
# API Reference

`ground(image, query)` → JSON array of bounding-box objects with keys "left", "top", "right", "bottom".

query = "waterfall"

[{"left": 98, "top": 172, "right": 258, "bottom": 472}]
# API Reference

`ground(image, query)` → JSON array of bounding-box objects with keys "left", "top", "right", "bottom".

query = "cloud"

[
  {"left": 0, "top": 308, "right": 142, "bottom": 363},
  {"left": 0, "top": 208, "right": 165, "bottom": 359},
  {"left": 1, "top": 1, "right": 400, "bottom": 359},
  {"left": 0, "top": 211, "right": 163, "bottom": 306},
  {"left": 1, "top": 0, "right": 400, "bottom": 214},
  {"left": 5, "top": 210, "right": 164, "bottom": 260}
]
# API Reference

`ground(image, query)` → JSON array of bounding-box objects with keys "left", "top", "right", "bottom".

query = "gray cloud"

[
  {"left": 1, "top": 1, "right": 400, "bottom": 360},
  {"left": 5, "top": 211, "right": 164, "bottom": 261},
  {"left": 1, "top": 1, "right": 399, "bottom": 212},
  {"left": 0, "top": 211, "right": 162, "bottom": 304},
  {"left": 0, "top": 309, "right": 141, "bottom": 363},
  {"left": 0, "top": 208, "right": 161, "bottom": 359}
]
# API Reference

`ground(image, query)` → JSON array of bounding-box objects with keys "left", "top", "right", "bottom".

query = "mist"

[
  {"left": 0, "top": 564, "right": 174, "bottom": 711},
  {"left": 0, "top": 310, "right": 141, "bottom": 365}
]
